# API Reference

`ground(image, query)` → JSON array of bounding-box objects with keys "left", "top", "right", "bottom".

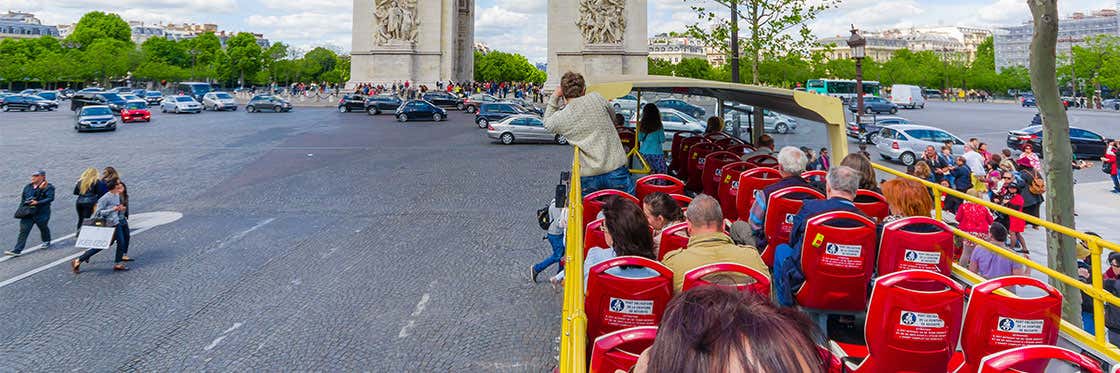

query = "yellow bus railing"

[
  {"left": 559, "top": 148, "right": 587, "bottom": 373},
  {"left": 872, "top": 163, "right": 1120, "bottom": 361}
]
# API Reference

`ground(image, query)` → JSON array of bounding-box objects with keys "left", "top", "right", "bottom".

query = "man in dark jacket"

[
  {"left": 748, "top": 146, "right": 818, "bottom": 250},
  {"left": 772, "top": 166, "right": 868, "bottom": 307},
  {"left": 7, "top": 170, "right": 54, "bottom": 256}
]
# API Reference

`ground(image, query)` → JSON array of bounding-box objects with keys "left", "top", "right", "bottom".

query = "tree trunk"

[
  {"left": 750, "top": 2, "right": 760, "bottom": 84},
  {"left": 1027, "top": 0, "right": 1081, "bottom": 325}
]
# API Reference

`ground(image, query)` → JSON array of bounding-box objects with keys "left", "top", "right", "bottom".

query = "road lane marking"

[
  {"left": 0, "top": 233, "right": 77, "bottom": 263},
  {"left": 0, "top": 212, "right": 182, "bottom": 264},
  {"left": 204, "top": 322, "right": 243, "bottom": 351},
  {"left": 206, "top": 218, "right": 275, "bottom": 253},
  {"left": 398, "top": 281, "right": 437, "bottom": 339}
]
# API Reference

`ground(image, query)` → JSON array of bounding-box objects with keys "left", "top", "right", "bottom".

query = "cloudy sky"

[{"left": 9, "top": 0, "right": 1120, "bottom": 62}]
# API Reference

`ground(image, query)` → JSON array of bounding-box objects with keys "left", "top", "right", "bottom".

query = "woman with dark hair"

[
  {"left": 628, "top": 286, "right": 825, "bottom": 373},
  {"left": 555, "top": 196, "right": 657, "bottom": 289},
  {"left": 705, "top": 116, "right": 725, "bottom": 135},
  {"left": 839, "top": 153, "right": 880, "bottom": 194},
  {"left": 642, "top": 192, "right": 685, "bottom": 248},
  {"left": 638, "top": 104, "right": 668, "bottom": 174}
]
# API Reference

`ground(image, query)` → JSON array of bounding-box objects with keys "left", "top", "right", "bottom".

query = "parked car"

[
  {"left": 722, "top": 104, "right": 799, "bottom": 134},
  {"left": 120, "top": 93, "right": 146, "bottom": 105},
  {"left": 75, "top": 105, "right": 117, "bottom": 132},
  {"left": 364, "top": 94, "right": 403, "bottom": 115},
  {"left": 120, "top": 102, "right": 151, "bottom": 123},
  {"left": 202, "top": 91, "right": 238, "bottom": 111},
  {"left": 396, "top": 99, "right": 446, "bottom": 122},
  {"left": 19, "top": 89, "right": 41, "bottom": 95},
  {"left": 160, "top": 95, "right": 202, "bottom": 114},
  {"left": 422, "top": 91, "right": 464, "bottom": 110},
  {"left": 246, "top": 95, "right": 292, "bottom": 113},
  {"left": 507, "top": 98, "right": 543, "bottom": 115},
  {"left": 1008, "top": 121, "right": 1109, "bottom": 159},
  {"left": 1, "top": 94, "right": 57, "bottom": 111},
  {"left": 487, "top": 114, "right": 567, "bottom": 145},
  {"left": 337, "top": 94, "right": 368, "bottom": 112},
  {"left": 144, "top": 91, "right": 164, "bottom": 106},
  {"left": 1102, "top": 98, "right": 1120, "bottom": 110},
  {"left": 35, "top": 91, "right": 59, "bottom": 102},
  {"left": 846, "top": 116, "right": 913, "bottom": 143},
  {"left": 475, "top": 102, "right": 536, "bottom": 128},
  {"left": 94, "top": 92, "right": 129, "bottom": 113},
  {"left": 462, "top": 94, "right": 499, "bottom": 113},
  {"left": 655, "top": 98, "right": 706, "bottom": 119},
  {"left": 922, "top": 88, "right": 942, "bottom": 99},
  {"left": 177, "top": 82, "right": 212, "bottom": 102},
  {"left": 77, "top": 88, "right": 102, "bottom": 94},
  {"left": 874, "top": 124, "right": 966, "bottom": 166},
  {"left": 848, "top": 96, "right": 898, "bottom": 114},
  {"left": 1020, "top": 94, "right": 1036, "bottom": 107},
  {"left": 59, "top": 89, "right": 75, "bottom": 99},
  {"left": 889, "top": 84, "right": 925, "bottom": 109},
  {"left": 626, "top": 108, "right": 706, "bottom": 135},
  {"left": 610, "top": 94, "right": 648, "bottom": 112}
]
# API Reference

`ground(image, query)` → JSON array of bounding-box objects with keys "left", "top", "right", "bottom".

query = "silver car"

[
  {"left": 487, "top": 114, "right": 567, "bottom": 145},
  {"left": 626, "top": 108, "right": 706, "bottom": 134},
  {"left": 160, "top": 95, "right": 202, "bottom": 114},
  {"left": 723, "top": 105, "right": 798, "bottom": 134},
  {"left": 875, "top": 124, "right": 966, "bottom": 166},
  {"left": 610, "top": 94, "right": 648, "bottom": 112},
  {"left": 202, "top": 91, "right": 238, "bottom": 111}
]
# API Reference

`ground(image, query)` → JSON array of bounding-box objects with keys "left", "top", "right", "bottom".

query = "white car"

[
  {"left": 875, "top": 124, "right": 966, "bottom": 166},
  {"left": 889, "top": 84, "right": 925, "bottom": 109},
  {"left": 202, "top": 91, "right": 238, "bottom": 111},
  {"left": 610, "top": 94, "right": 648, "bottom": 112},
  {"left": 723, "top": 105, "right": 798, "bottom": 134},
  {"left": 160, "top": 95, "right": 202, "bottom": 114},
  {"left": 626, "top": 108, "right": 705, "bottom": 134}
]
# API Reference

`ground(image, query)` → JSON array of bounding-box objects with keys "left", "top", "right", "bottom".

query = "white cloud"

[
  {"left": 245, "top": 12, "right": 352, "bottom": 50},
  {"left": 493, "top": 0, "right": 546, "bottom": 14}
]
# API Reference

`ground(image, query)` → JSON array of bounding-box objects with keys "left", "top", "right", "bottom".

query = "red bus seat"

[
  {"left": 685, "top": 143, "right": 721, "bottom": 193},
  {"left": 854, "top": 190, "right": 890, "bottom": 223},
  {"left": 617, "top": 128, "right": 636, "bottom": 151},
  {"left": 957, "top": 276, "right": 1062, "bottom": 373},
  {"left": 845, "top": 270, "right": 966, "bottom": 373},
  {"left": 589, "top": 326, "right": 658, "bottom": 373},
  {"left": 584, "top": 218, "right": 607, "bottom": 256},
  {"left": 669, "top": 194, "right": 692, "bottom": 210},
  {"left": 795, "top": 211, "right": 878, "bottom": 312},
  {"left": 585, "top": 256, "right": 674, "bottom": 340},
  {"left": 716, "top": 162, "right": 757, "bottom": 220},
  {"left": 702, "top": 151, "right": 741, "bottom": 197},
  {"left": 635, "top": 174, "right": 685, "bottom": 202},
  {"left": 714, "top": 136, "right": 746, "bottom": 149},
  {"left": 671, "top": 136, "right": 705, "bottom": 177},
  {"left": 682, "top": 262, "right": 770, "bottom": 297},
  {"left": 725, "top": 144, "right": 756, "bottom": 156},
  {"left": 746, "top": 154, "right": 779, "bottom": 168},
  {"left": 877, "top": 217, "right": 955, "bottom": 278},
  {"left": 704, "top": 132, "right": 731, "bottom": 142},
  {"left": 657, "top": 222, "right": 690, "bottom": 261},
  {"left": 583, "top": 190, "right": 639, "bottom": 229},
  {"left": 734, "top": 167, "right": 782, "bottom": 222},
  {"left": 760, "top": 186, "right": 825, "bottom": 266},
  {"left": 977, "top": 346, "right": 1102, "bottom": 373},
  {"left": 802, "top": 170, "right": 827, "bottom": 184}
]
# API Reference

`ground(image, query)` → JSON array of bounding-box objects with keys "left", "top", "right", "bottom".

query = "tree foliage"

[
  {"left": 473, "top": 51, "right": 546, "bottom": 83},
  {"left": 66, "top": 11, "right": 131, "bottom": 48}
]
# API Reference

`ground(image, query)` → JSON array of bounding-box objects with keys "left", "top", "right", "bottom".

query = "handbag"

[
  {"left": 12, "top": 186, "right": 44, "bottom": 219},
  {"left": 76, "top": 191, "right": 99, "bottom": 205},
  {"left": 1028, "top": 170, "right": 1046, "bottom": 195},
  {"left": 537, "top": 205, "right": 552, "bottom": 230}
]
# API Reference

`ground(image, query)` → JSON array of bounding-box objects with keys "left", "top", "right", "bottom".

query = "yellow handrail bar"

[{"left": 559, "top": 148, "right": 587, "bottom": 373}]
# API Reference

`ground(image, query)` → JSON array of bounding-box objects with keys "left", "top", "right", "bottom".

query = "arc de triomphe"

[{"left": 348, "top": 0, "right": 647, "bottom": 87}]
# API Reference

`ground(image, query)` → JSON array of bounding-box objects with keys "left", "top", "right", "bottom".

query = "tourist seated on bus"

[
  {"left": 543, "top": 72, "right": 632, "bottom": 196},
  {"left": 839, "top": 153, "right": 880, "bottom": 195},
  {"left": 642, "top": 192, "right": 685, "bottom": 250},
  {"left": 579, "top": 196, "right": 659, "bottom": 291},
  {"left": 879, "top": 178, "right": 933, "bottom": 225},
  {"left": 748, "top": 146, "right": 813, "bottom": 250},
  {"left": 772, "top": 166, "right": 867, "bottom": 307},
  {"left": 705, "top": 116, "right": 725, "bottom": 135},
  {"left": 740, "top": 134, "right": 776, "bottom": 161},
  {"left": 624, "top": 286, "right": 825, "bottom": 373},
  {"left": 662, "top": 195, "right": 769, "bottom": 293}
]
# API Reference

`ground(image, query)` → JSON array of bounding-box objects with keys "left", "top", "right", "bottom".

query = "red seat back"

[
  {"left": 854, "top": 190, "right": 890, "bottom": 223},
  {"left": 959, "top": 276, "right": 1062, "bottom": 373},
  {"left": 635, "top": 174, "right": 684, "bottom": 202},
  {"left": 714, "top": 136, "right": 746, "bottom": 149},
  {"left": 590, "top": 326, "right": 658, "bottom": 373},
  {"left": 584, "top": 218, "right": 607, "bottom": 256},
  {"left": 702, "top": 151, "right": 741, "bottom": 197},
  {"left": 761, "top": 186, "right": 825, "bottom": 266},
  {"left": 746, "top": 154, "right": 779, "bottom": 168},
  {"left": 704, "top": 132, "right": 731, "bottom": 142},
  {"left": 877, "top": 217, "right": 955, "bottom": 278},
  {"left": 686, "top": 143, "right": 722, "bottom": 192},
  {"left": 978, "top": 346, "right": 1102, "bottom": 373},
  {"left": 669, "top": 194, "right": 692, "bottom": 210},
  {"left": 717, "top": 162, "right": 757, "bottom": 220},
  {"left": 671, "top": 136, "right": 705, "bottom": 176},
  {"left": 682, "top": 262, "right": 771, "bottom": 297},
  {"left": 657, "top": 223, "right": 690, "bottom": 260},
  {"left": 795, "top": 211, "right": 878, "bottom": 311},
  {"left": 725, "top": 144, "right": 756, "bottom": 156},
  {"left": 856, "top": 270, "right": 966, "bottom": 373},
  {"left": 617, "top": 128, "right": 636, "bottom": 151},
  {"left": 583, "top": 190, "right": 639, "bottom": 229},
  {"left": 586, "top": 256, "right": 675, "bottom": 340},
  {"left": 734, "top": 167, "right": 782, "bottom": 222},
  {"left": 802, "top": 170, "right": 827, "bottom": 184}
]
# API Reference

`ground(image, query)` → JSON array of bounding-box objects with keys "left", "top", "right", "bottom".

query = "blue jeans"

[
  {"left": 78, "top": 223, "right": 128, "bottom": 263},
  {"left": 772, "top": 243, "right": 797, "bottom": 307},
  {"left": 581, "top": 165, "right": 635, "bottom": 196},
  {"left": 13, "top": 213, "right": 51, "bottom": 253},
  {"left": 1111, "top": 173, "right": 1120, "bottom": 191},
  {"left": 533, "top": 234, "right": 566, "bottom": 274}
]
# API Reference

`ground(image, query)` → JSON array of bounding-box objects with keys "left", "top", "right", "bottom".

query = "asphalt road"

[{"left": 0, "top": 100, "right": 1115, "bottom": 371}]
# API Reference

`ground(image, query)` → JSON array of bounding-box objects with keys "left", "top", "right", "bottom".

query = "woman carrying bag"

[
  {"left": 71, "top": 181, "right": 129, "bottom": 273},
  {"left": 72, "top": 167, "right": 107, "bottom": 233}
]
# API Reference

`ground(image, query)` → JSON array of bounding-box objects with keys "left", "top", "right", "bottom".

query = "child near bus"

[{"left": 968, "top": 222, "right": 1026, "bottom": 279}]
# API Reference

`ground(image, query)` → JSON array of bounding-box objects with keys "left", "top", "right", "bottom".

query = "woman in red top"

[
  {"left": 956, "top": 188, "right": 994, "bottom": 266},
  {"left": 998, "top": 179, "right": 1027, "bottom": 253},
  {"left": 1102, "top": 140, "right": 1119, "bottom": 193}
]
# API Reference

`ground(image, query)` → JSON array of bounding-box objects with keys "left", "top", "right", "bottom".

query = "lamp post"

[
  {"left": 940, "top": 47, "right": 951, "bottom": 99},
  {"left": 847, "top": 25, "right": 867, "bottom": 126}
]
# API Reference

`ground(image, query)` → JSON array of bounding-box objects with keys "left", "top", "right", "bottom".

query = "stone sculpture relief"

[
  {"left": 576, "top": 0, "right": 626, "bottom": 45},
  {"left": 374, "top": 0, "right": 420, "bottom": 45}
]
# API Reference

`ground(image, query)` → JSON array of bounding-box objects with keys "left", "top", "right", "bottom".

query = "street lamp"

[{"left": 847, "top": 25, "right": 867, "bottom": 126}]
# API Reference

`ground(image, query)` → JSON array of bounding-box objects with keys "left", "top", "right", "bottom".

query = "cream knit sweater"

[{"left": 543, "top": 93, "right": 628, "bottom": 176}]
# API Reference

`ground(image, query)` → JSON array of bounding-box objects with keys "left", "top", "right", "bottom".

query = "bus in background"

[{"left": 806, "top": 79, "right": 881, "bottom": 103}]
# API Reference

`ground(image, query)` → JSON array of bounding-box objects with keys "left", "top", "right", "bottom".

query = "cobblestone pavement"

[{"left": 0, "top": 107, "right": 567, "bottom": 371}]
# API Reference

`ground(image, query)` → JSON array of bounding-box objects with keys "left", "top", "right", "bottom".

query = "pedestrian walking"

[
  {"left": 73, "top": 167, "right": 107, "bottom": 233},
  {"left": 637, "top": 103, "right": 667, "bottom": 174},
  {"left": 71, "top": 181, "right": 130, "bottom": 273},
  {"left": 7, "top": 170, "right": 54, "bottom": 256},
  {"left": 531, "top": 185, "right": 568, "bottom": 282},
  {"left": 1102, "top": 140, "right": 1119, "bottom": 193}
]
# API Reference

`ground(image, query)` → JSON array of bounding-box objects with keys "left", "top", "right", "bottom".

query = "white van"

[{"left": 890, "top": 84, "right": 925, "bottom": 109}]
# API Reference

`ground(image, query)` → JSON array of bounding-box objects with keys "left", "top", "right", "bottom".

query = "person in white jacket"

[
  {"left": 531, "top": 187, "right": 568, "bottom": 282},
  {"left": 543, "top": 72, "right": 633, "bottom": 196}
]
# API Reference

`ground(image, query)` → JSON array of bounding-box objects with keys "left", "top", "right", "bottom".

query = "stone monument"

[
  {"left": 349, "top": 0, "right": 474, "bottom": 87},
  {"left": 546, "top": 0, "right": 648, "bottom": 89}
]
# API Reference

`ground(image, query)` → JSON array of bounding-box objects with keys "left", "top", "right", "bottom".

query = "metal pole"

[
  {"left": 729, "top": 0, "right": 740, "bottom": 84},
  {"left": 855, "top": 57, "right": 864, "bottom": 127}
]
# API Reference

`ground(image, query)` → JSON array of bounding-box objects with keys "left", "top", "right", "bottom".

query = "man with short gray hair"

[
  {"left": 663, "top": 194, "right": 768, "bottom": 292},
  {"left": 747, "top": 146, "right": 821, "bottom": 250},
  {"left": 771, "top": 166, "right": 868, "bottom": 307}
]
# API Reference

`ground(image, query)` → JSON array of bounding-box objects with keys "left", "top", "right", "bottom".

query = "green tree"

[
  {"left": 474, "top": 50, "right": 545, "bottom": 83},
  {"left": 1059, "top": 35, "right": 1120, "bottom": 100},
  {"left": 303, "top": 47, "right": 338, "bottom": 80},
  {"left": 82, "top": 38, "right": 133, "bottom": 86},
  {"left": 141, "top": 37, "right": 188, "bottom": 67},
  {"left": 673, "top": 58, "right": 714, "bottom": 79},
  {"left": 648, "top": 58, "right": 674, "bottom": 76},
  {"left": 133, "top": 61, "right": 188, "bottom": 84},
  {"left": 224, "top": 32, "right": 263, "bottom": 87},
  {"left": 66, "top": 11, "right": 131, "bottom": 48},
  {"left": 181, "top": 32, "right": 222, "bottom": 81}
]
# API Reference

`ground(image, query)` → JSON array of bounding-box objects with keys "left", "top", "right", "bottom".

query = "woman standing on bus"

[{"left": 638, "top": 104, "right": 667, "bottom": 174}]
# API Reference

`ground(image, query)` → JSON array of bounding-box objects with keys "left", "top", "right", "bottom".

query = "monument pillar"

[
  {"left": 349, "top": 0, "right": 474, "bottom": 88},
  {"left": 546, "top": 0, "right": 648, "bottom": 89}
]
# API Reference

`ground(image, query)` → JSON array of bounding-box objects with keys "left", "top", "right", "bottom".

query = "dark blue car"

[
  {"left": 654, "top": 99, "right": 705, "bottom": 119},
  {"left": 396, "top": 100, "right": 447, "bottom": 122},
  {"left": 847, "top": 96, "right": 898, "bottom": 114},
  {"left": 475, "top": 102, "right": 533, "bottom": 128}
]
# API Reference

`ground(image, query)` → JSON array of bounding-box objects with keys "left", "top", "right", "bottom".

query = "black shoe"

[{"left": 531, "top": 266, "right": 541, "bottom": 283}]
